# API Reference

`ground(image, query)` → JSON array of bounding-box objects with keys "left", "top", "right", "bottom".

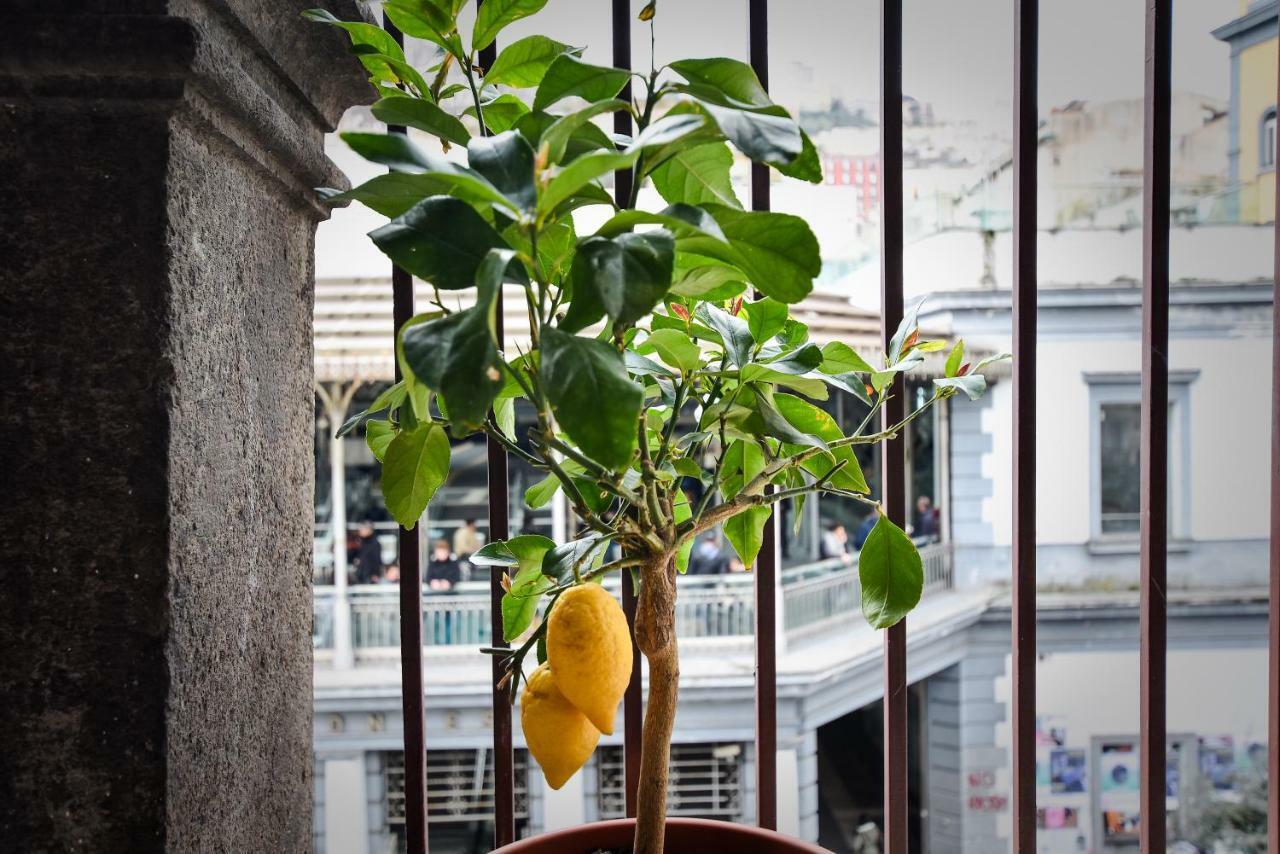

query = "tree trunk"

[{"left": 632, "top": 553, "right": 679, "bottom": 854}]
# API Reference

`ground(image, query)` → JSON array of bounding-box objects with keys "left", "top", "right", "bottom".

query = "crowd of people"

[{"left": 343, "top": 518, "right": 483, "bottom": 591}]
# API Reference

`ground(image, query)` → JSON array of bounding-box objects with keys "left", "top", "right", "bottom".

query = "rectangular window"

[{"left": 1098, "top": 403, "right": 1141, "bottom": 535}]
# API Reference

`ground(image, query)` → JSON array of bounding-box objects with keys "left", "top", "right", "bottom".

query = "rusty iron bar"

[
  {"left": 384, "top": 18, "right": 429, "bottom": 854},
  {"left": 879, "top": 0, "right": 908, "bottom": 850},
  {"left": 471, "top": 4, "right": 517, "bottom": 845},
  {"left": 610, "top": 0, "right": 644, "bottom": 818},
  {"left": 747, "top": 0, "right": 780, "bottom": 830},
  {"left": 1011, "top": 0, "right": 1039, "bottom": 849},
  {"left": 1139, "top": 1, "right": 1171, "bottom": 852}
]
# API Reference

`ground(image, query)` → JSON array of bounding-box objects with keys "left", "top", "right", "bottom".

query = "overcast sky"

[{"left": 498, "top": 0, "right": 1236, "bottom": 136}]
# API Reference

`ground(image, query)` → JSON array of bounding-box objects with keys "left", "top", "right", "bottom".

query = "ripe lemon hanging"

[
  {"left": 546, "top": 583, "right": 633, "bottom": 735},
  {"left": 521, "top": 662, "right": 600, "bottom": 790}
]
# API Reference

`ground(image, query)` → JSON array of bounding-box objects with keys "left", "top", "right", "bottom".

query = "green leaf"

[
  {"left": 371, "top": 96, "right": 470, "bottom": 147},
  {"left": 673, "top": 492, "right": 695, "bottom": 573},
  {"left": 321, "top": 173, "right": 465, "bottom": 218},
  {"left": 744, "top": 297, "right": 787, "bottom": 344},
  {"left": 945, "top": 339, "right": 965, "bottom": 378},
  {"left": 700, "top": 303, "right": 753, "bottom": 368},
  {"left": 399, "top": 249, "right": 513, "bottom": 430},
  {"left": 820, "top": 341, "right": 876, "bottom": 375},
  {"left": 595, "top": 203, "right": 727, "bottom": 242},
  {"left": 381, "top": 423, "right": 451, "bottom": 528},
  {"left": 669, "top": 57, "right": 772, "bottom": 108},
  {"left": 683, "top": 205, "right": 820, "bottom": 303},
  {"left": 473, "top": 0, "right": 549, "bottom": 51},
  {"left": 773, "top": 128, "right": 822, "bottom": 183},
  {"left": 485, "top": 35, "right": 578, "bottom": 87},
  {"left": 773, "top": 393, "right": 869, "bottom": 493},
  {"left": 670, "top": 265, "right": 747, "bottom": 301},
  {"left": 539, "top": 148, "right": 638, "bottom": 215},
  {"left": 540, "top": 99, "right": 629, "bottom": 163},
  {"left": 340, "top": 133, "right": 519, "bottom": 214},
  {"left": 336, "top": 381, "right": 407, "bottom": 437},
  {"left": 370, "top": 196, "right": 509, "bottom": 290},
  {"left": 649, "top": 142, "right": 742, "bottom": 208},
  {"left": 748, "top": 386, "right": 829, "bottom": 448},
  {"left": 533, "top": 54, "right": 630, "bottom": 111},
  {"left": 700, "top": 102, "right": 803, "bottom": 165},
  {"left": 304, "top": 9, "right": 408, "bottom": 78},
  {"left": 888, "top": 296, "right": 926, "bottom": 364},
  {"left": 721, "top": 439, "right": 770, "bottom": 567},
  {"left": 494, "top": 395, "right": 516, "bottom": 439},
  {"left": 382, "top": 0, "right": 459, "bottom": 51},
  {"left": 478, "top": 94, "right": 531, "bottom": 134},
  {"left": 500, "top": 534, "right": 557, "bottom": 640},
  {"left": 540, "top": 327, "right": 643, "bottom": 469},
  {"left": 470, "top": 541, "right": 519, "bottom": 567},
  {"left": 858, "top": 514, "right": 924, "bottom": 629},
  {"left": 561, "top": 231, "right": 674, "bottom": 332},
  {"left": 934, "top": 374, "right": 987, "bottom": 400},
  {"left": 644, "top": 328, "right": 702, "bottom": 373},
  {"left": 366, "top": 419, "right": 396, "bottom": 463},
  {"left": 542, "top": 535, "right": 608, "bottom": 582},
  {"left": 738, "top": 364, "right": 828, "bottom": 400},
  {"left": 524, "top": 472, "right": 561, "bottom": 509},
  {"left": 468, "top": 130, "right": 537, "bottom": 211}
]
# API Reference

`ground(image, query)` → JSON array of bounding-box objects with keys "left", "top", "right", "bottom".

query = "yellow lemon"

[
  {"left": 546, "top": 583, "right": 633, "bottom": 735},
  {"left": 521, "top": 662, "right": 600, "bottom": 790}
]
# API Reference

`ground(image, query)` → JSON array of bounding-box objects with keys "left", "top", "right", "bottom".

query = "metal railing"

[{"left": 314, "top": 543, "right": 955, "bottom": 659}]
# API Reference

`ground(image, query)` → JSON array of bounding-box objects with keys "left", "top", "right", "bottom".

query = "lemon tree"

[{"left": 312, "top": 4, "right": 1006, "bottom": 851}]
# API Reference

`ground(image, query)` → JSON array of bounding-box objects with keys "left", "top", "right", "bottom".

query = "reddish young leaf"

[
  {"left": 958, "top": 363, "right": 971, "bottom": 376},
  {"left": 901, "top": 328, "right": 920, "bottom": 353},
  {"left": 730, "top": 296, "right": 743, "bottom": 316},
  {"left": 669, "top": 302, "right": 691, "bottom": 321}
]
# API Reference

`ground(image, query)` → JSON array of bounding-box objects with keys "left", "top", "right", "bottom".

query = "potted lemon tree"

[{"left": 311, "top": 2, "right": 1002, "bottom": 851}]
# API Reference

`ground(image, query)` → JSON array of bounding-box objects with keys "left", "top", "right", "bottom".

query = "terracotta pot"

[{"left": 492, "top": 817, "right": 832, "bottom": 854}]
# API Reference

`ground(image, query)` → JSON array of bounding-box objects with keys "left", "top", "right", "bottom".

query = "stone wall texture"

[{"left": 0, "top": 3, "right": 371, "bottom": 851}]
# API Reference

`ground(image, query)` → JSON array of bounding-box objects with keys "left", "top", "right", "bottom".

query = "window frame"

[
  {"left": 1084, "top": 371, "right": 1198, "bottom": 551},
  {"left": 1260, "top": 107, "right": 1277, "bottom": 171}
]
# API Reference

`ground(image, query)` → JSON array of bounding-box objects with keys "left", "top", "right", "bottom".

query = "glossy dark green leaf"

[
  {"left": 485, "top": 35, "right": 578, "bottom": 87},
  {"left": 371, "top": 96, "right": 470, "bottom": 147},
  {"left": 321, "top": 173, "right": 457, "bottom": 218},
  {"left": 774, "top": 128, "right": 823, "bottom": 183},
  {"left": 649, "top": 142, "right": 742, "bottom": 208},
  {"left": 534, "top": 54, "right": 630, "bottom": 111},
  {"left": 700, "top": 303, "right": 753, "bottom": 368},
  {"left": 774, "top": 393, "right": 868, "bottom": 493},
  {"left": 542, "top": 535, "right": 608, "bottom": 582},
  {"left": 467, "top": 130, "right": 536, "bottom": 211},
  {"left": 858, "top": 514, "right": 923, "bottom": 629},
  {"left": 540, "top": 327, "right": 643, "bottom": 469},
  {"left": 539, "top": 148, "right": 638, "bottom": 215},
  {"left": 470, "top": 541, "right": 519, "bottom": 567},
  {"left": 304, "top": 9, "right": 409, "bottom": 80},
  {"left": 683, "top": 205, "right": 820, "bottom": 303},
  {"left": 340, "top": 134, "right": 518, "bottom": 213},
  {"left": 595, "top": 203, "right": 726, "bottom": 242},
  {"left": 748, "top": 387, "right": 828, "bottom": 449},
  {"left": 540, "top": 99, "right": 629, "bottom": 163},
  {"left": 399, "top": 249, "right": 513, "bottom": 430},
  {"left": 370, "top": 196, "right": 508, "bottom": 290},
  {"left": 381, "top": 423, "right": 451, "bottom": 528},
  {"left": 473, "top": 0, "right": 549, "bottom": 51},
  {"left": 561, "top": 231, "right": 674, "bottom": 331},
  {"left": 700, "top": 102, "right": 803, "bottom": 165},
  {"left": 381, "top": 0, "right": 458, "bottom": 51}
]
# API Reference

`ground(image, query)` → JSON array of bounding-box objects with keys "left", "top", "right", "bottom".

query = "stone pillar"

[{"left": 0, "top": 3, "right": 371, "bottom": 851}]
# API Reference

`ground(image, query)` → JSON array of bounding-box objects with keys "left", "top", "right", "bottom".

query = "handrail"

[{"left": 313, "top": 542, "right": 955, "bottom": 658}]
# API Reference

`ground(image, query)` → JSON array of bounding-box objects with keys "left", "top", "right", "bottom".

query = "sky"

[{"left": 496, "top": 0, "right": 1236, "bottom": 138}]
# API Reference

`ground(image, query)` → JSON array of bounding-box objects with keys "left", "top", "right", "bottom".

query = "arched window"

[{"left": 1261, "top": 108, "right": 1277, "bottom": 169}]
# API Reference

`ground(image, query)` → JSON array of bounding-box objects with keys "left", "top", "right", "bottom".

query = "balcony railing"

[{"left": 313, "top": 541, "right": 954, "bottom": 663}]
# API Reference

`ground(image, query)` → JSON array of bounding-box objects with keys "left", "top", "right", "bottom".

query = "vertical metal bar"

[
  {"left": 1272, "top": 29, "right": 1280, "bottom": 852},
  {"left": 879, "top": 0, "right": 908, "bottom": 851},
  {"left": 385, "top": 18, "right": 429, "bottom": 854},
  {"left": 472, "top": 5, "right": 516, "bottom": 845},
  {"left": 611, "top": 0, "right": 643, "bottom": 818},
  {"left": 1011, "top": 1, "right": 1038, "bottom": 850},
  {"left": 748, "top": 0, "right": 778, "bottom": 831},
  {"left": 1140, "top": 2, "right": 1171, "bottom": 852}
]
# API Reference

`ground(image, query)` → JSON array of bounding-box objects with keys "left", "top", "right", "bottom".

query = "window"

[
  {"left": 1261, "top": 108, "right": 1276, "bottom": 170},
  {"left": 1085, "top": 372, "right": 1198, "bottom": 545}
]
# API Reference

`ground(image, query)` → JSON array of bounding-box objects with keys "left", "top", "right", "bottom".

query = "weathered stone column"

[{"left": 0, "top": 3, "right": 370, "bottom": 851}]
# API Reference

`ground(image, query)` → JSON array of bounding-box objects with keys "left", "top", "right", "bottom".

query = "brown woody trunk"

[{"left": 632, "top": 553, "right": 679, "bottom": 854}]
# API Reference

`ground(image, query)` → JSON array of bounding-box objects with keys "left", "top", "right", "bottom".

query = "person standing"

[
  {"left": 452, "top": 518, "right": 482, "bottom": 560},
  {"left": 914, "top": 495, "right": 938, "bottom": 541},
  {"left": 352, "top": 523, "right": 382, "bottom": 584}
]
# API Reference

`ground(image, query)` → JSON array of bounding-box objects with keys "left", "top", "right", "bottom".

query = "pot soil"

[{"left": 491, "top": 817, "right": 832, "bottom": 854}]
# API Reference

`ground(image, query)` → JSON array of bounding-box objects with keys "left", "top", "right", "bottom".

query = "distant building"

[{"left": 1213, "top": 0, "right": 1280, "bottom": 222}]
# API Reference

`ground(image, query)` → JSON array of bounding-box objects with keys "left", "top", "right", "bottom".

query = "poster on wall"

[
  {"left": 1102, "top": 809, "right": 1141, "bottom": 843},
  {"left": 1037, "top": 806, "right": 1080, "bottom": 829},
  {"left": 1199, "top": 736, "right": 1235, "bottom": 792},
  {"left": 1037, "top": 716, "right": 1068, "bottom": 747},
  {"left": 1050, "top": 749, "right": 1087, "bottom": 794},
  {"left": 1100, "top": 744, "right": 1139, "bottom": 794},
  {"left": 1099, "top": 742, "right": 1141, "bottom": 844}
]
